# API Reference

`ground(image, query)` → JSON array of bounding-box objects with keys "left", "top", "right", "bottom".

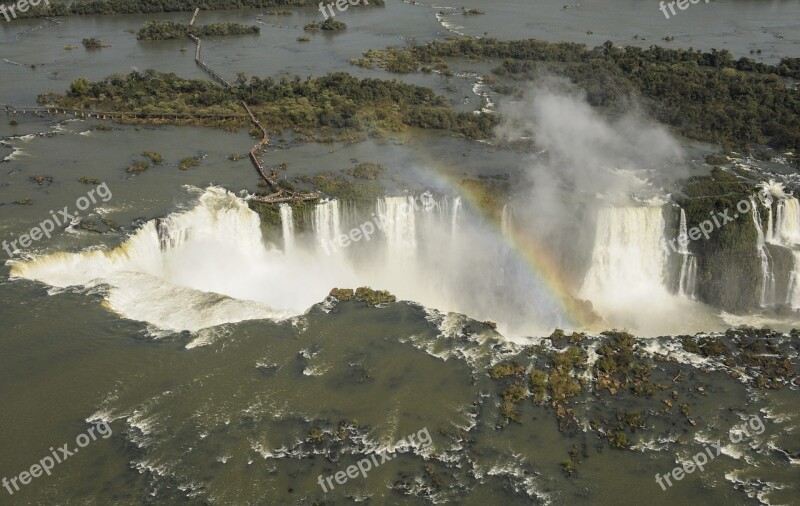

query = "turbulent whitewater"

[
  {"left": 11, "top": 188, "right": 733, "bottom": 338},
  {"left": 10, "top": 188, "right": 570, "bottom": 337},
  {"left": 580, "top": 206, "right": 709, "bottom": 335},
  {"left": 768, "top": 196, "right": 800, "bottom": 308}
]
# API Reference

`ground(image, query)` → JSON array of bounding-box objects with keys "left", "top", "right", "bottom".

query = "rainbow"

[{"left": 403, "top": 155, "right": 597, "bottom": 332}]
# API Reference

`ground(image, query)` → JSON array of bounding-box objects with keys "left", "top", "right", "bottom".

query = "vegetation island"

[
  {"left": 137, "top": 20, "right": 259, "bottom": 40},
  {"left": 352, "top": 37, "right": 799, "bottom": 150}
]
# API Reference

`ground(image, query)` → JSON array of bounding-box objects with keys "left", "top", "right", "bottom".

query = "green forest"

[
  {"left": 45, "top": 70, "right": 498, "bottom": 139},
  {"left": 357, "top": 38, "right": 800, "bottom": 150},
  {"left": 304, "top": 18, "right": 347, "bottom": 31},
  {"left": 137, "top": 20, "right": 259, "bottom": 40}
]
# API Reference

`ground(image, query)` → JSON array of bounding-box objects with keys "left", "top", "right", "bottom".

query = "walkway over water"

[
  {"left": 2, "top": 11, "right": 321, "bottom": 205},
  {"left": 186, "top": 7, "right": 319, "bottom": 204},
  {"left": 1, "top": 104, "right": 245, "bottom": 120}
]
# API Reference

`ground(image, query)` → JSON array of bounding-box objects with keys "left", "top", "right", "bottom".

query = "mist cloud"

[{"left": 498, "top": 78, "right": 686, "bottom": 227}]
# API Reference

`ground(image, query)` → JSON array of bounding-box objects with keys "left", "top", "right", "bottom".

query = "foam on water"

[{"left": 10, "top": 187, "right": 352, "bottom": 333}]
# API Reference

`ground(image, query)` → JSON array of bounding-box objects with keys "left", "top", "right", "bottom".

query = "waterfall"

[
  {"left": 580, "top": 206, "right": 682, "bottom": 331},
  {"left": 157, "top": 217, "right": 189, "bottom": 252},
  {"left": 751, "top": 196, "right": 776, "bottom": 307},
  {"left": 313, "top": 199, "right": 342, "bottom": 252},
  {"left": 772, "top": 197, "right": 800, "bottom": 247},
  {"left": 581, "top": 207, "right": 669, "bottom": 298},
  {"left": 279, "top": 203, "right": 295, "bottom": 254},
  {"left": 376, "top": 195, "right": 417, "bottom": 259},
  {"left": 677, "top": 208, "right": 697, "bottom": 299},
  {"left": 772, "top": 198, "right": 782, "bottom": 244},
  {"left": 9, "top": 188, "right": 569, "bottom": 337},
  {"left": 501, "top": 204, "right": 511, "bottom": 238},
  {"left": 766, "top": 200, "right": 774, "bottom": 244},
  {"left": 787, "top": 251, "right": 800, "bottom": 309},
  {"left": 451, "top": 196, "right": 462, "bottom": 236},
  {"left": 10, "top": 188, "right": 300, "bottom": 333},
  {"left": 770, "top": 197, "right": 800, "bottom": 308},
  {"left": 13, "top": 187, "right": 720, "bottom": 339},
  {"left": 679, "top": 256, "right": 698, "bottom": 300},
  {"left": 677, "top": 208, "right": 689, "bottom": 255}
]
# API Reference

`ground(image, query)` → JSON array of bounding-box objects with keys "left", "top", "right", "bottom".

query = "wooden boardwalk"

[
  {"left": 1, "top": 104, "right": 245, "bottom": 120},
  {"left": 240, "top": 101, "right": 319, "bottom": 203},
  {"left": 3, "top": 9, "right": 320, "bottom": 205},
  {"left": 186, "top": 8, "right": 319, "bottom": 204}
]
